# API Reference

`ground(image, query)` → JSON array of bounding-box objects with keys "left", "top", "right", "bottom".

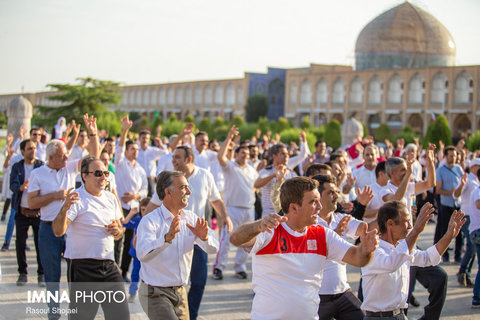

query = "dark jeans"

[
  {"left": 115, "top": 208, "right": 134, "bottom": 275},
  {"left": 67, "top": 258, "right": 129, "bottom": 320},
  {"left": 38, "top": 221, "right": 65, "bottom": 320},
  {"left": 471, "top": 229, "right": 480, "bottom": 300},
  {"left": 15, "top": 214, "right": 43, "bottom": 275},
  {"left": 434, "top": 205, "right": 463, "bottom": 261},
  {"left": 318, "top": 289, "right": 364, "bottom": 320},
  {"left": 188, "top": 245, "right": 208, "bottom": 320},
  {"left": 407, "top": 265, "right": 447, "bottom": 320},
  {"left": 460, "top": 215, "right": 476, "bottom": 274},
  {"left": 147, "top": 177, "right": 156, "bottom": 197}
]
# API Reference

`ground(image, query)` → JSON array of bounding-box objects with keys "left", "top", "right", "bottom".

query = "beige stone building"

[{"left": 0, "top": 2, "right": 478, "bottom": 138}]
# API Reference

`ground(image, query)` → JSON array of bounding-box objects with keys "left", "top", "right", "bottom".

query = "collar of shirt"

[{"left": 160, "top": 203, "right": 184, "bottom": 222}]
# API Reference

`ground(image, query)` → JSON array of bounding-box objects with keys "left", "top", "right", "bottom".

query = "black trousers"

[
  {"left": 318, "top": 289, "right": 364, "bottom": 320},
  {"left": 147, "top": 177, "right": 156, "bottom": 197},
  {"left": 115, "top": 208, "right": 134, "bottom": 276},
  {"left": 434, "top": 205, "right": 463, "bottom": 261},
  {"left": 15, "top": 213, "right": 43, "bottom": 275},
  {"left": 407, "top": 265, "right": 447, "bottom": 320},
  {"left": 67, "top": 258, "right": 129, "bottom": 320}
]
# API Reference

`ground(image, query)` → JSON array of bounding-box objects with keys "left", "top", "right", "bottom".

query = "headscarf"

[{"left": 53, "top": 117, "right": 67, "bottom": 139}]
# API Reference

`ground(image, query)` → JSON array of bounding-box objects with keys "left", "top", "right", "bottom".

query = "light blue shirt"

[{"left": 436, "top": 164, "right": 463, "bottom": 207}]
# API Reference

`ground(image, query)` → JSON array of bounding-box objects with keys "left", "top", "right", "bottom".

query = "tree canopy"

[{"left": 245, "top": 94, "right": 269, "bottom": 122}]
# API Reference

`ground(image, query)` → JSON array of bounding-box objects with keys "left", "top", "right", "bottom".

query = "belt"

[
  {"left": 365, "top": 309, "right": 403, "bottom": 317},
  {"left": 319, "top": 290, "right": 347, "bottom": 302},
  {"left": 40, "top": 220, "right": 53, "bottom": 225}
]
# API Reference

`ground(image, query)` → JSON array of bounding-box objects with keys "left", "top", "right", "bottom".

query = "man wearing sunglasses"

[
  {"left": 52, "top": 156, "right": 129, "bottom": 319},
  {"left": 27, "top": 114, "right": 99, "bottom": 320},
  {"left": 30, "top": 128, "right": 46, "bottom": 162}
]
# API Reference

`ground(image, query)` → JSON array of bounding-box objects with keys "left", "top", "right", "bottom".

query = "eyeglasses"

[{"left": 86, "top": 170, "right": 110, "bottom": 177}]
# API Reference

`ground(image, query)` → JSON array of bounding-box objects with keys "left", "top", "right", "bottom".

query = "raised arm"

[
  {"left": 65, "top": 120, "right": 80, "bottom": 152},
  {"left": 52, "top": 188, "right": 78, "bottom": 237},
  {"left": 434, "top": 209, "right": 465, "bottom": 256},
  {"left": 342, "top": 228, "right": 378, "bottom": 267},
  {"left": 415, "top": 144, "right": 436, "bottom": 194},
  {"left": 170, "top": 122, "right": 194, "bottom": 151},
  {"left": 118, "top": 115, "right": 132, "bottom": 149},
  {"left": 84, "top": 114, "right": 100, "bottom": 158},
  {"left": 230, "top": 213, "right": 287, "bottom": 247},
  {"left": 218, "top": 125, "right": 238, "bottom": 167},
  {"left": 383, "top": 159, "right": 413, "bottom": 202}
]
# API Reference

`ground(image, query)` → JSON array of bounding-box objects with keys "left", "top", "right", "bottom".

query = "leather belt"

[{"left": 365, "top": 309, "right": 403, "bottom": 317}]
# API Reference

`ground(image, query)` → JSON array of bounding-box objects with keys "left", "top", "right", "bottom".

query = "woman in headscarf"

[{"left": 52, "top": 116, "right": 67, "bottom": 139}]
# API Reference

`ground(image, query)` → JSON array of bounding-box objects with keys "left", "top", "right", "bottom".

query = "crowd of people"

[{"left": 0, "top": 113, "right": 479, "bottom": 320}]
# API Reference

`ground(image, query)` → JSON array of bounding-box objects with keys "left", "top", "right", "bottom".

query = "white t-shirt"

[
  {"left": 258, "top": 166, "right": 296, "bottom": 217},
  {"left": 380, "top": 181, "right": 416, "bottom": 221},
  {"left": 156, "top": 153, "right": 174, "bottom": 176},
  {"left": 317, "top": 213, "right": 362, "bottom": 295},
  {"left": 353, "top": 165, "right": 376, "bottom": 191},
  {"left": 20, "top": 163, "right": 35, "bottom": 208},
  {"left": 28, "top": 160, "right": 79, "bottom": 221},
  {"left": 151, "top": 166, "right": 221, "bottom": 219},
  {"left": 250, "top": 222, "right": 351, "bottom": 320},
  {"left": 222, "top": 160, "right": 258, "bottom": 209},
  {"left": 469, "top": 187, "right": 480, "bottom": 233},
  {"left": 64, "top": 186, "right": 123, "bottom": 260}
]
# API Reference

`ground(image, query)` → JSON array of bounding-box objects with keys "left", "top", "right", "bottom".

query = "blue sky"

[{"left": 1, "top": 0, "right": 479, "bottom": 94}]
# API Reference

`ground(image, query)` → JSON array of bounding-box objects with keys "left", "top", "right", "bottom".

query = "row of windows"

[
  {"left": 122, "top": 84, "right": 244, "bottom": 107},
  {"left": 290, "top": 70, "right": 475, "bottom": 107}
]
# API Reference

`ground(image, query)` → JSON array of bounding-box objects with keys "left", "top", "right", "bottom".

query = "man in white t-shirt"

[
  {"left": 27, "top": 114, "right": 98, "bottom": 320},
  {"left": 353, "top": 145, "right": 378, "bottom": 191},
  {"left": 114, "top": 116, "right": 148, "bottom": 280},
  {"left": 363, "top": 161, "right": 389, "bottom": 224},
  {"left": 361, "top": 201, "right": 464, "bottom": 319},
  {"left": 230, "top": 176, "right": 379, "bottom": 320},
  {"left": 313, "top": 174, "right": 369, "bottom": 320},
  {"left": 213, "top": 125, "right": 258, "bottom": 280},
  {"left": 52, "top": 156, "right": 128, "bottom": 319}
]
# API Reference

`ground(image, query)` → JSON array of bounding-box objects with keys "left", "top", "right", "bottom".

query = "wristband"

[{"left": 89, "top": 133, "right": 97, "bottom": 137}]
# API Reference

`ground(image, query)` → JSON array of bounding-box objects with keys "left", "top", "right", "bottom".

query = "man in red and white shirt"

[{"left": 230, "top": 176, "right": 379, "bottom": 320}]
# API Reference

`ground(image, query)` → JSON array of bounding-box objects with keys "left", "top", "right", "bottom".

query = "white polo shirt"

[
  {"left": 222, "top": 160, "right": 258, "bottom": 209},
  {"left": 138, "top": 145, "right": 168, "bottom": 177},
  {"left": 317, "top": 213, "right": 362, "bottom": 295},
  {"left": 380, "top": 181, "right": 416, "bottom": 220},
  {"left": 151, "top": 166, "right": 221, "bottom": 218},
  {"left": 250, "top": 223, "right": 351, "bottom": 320},
  {"left": 353, "top": 165, "right": 376, "bottom": 190},
  {"left": 114, "top": 146, "right": 148, "bottom": 210},
  {"left": 136, "top": 204, "right": 219, "bottom": 287},
  {"left": 460, "top": 172, "right": 480, "bottom": 216},
  {"left": 361, "top": 239, "right": 441, "bottom": 313},
  {"left": 468, "top": 187, "right": 480, "bottom": 233},
  {"left": 64, "top": 186, "right": 123, "bottom": 260},
  {"left": 28, "top": 160, "right": 79, "bottom": 221}
]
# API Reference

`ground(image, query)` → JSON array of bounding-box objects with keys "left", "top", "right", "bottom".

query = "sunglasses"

[{"left": 86, "top": 170, "right": 110, "bottom": 177}]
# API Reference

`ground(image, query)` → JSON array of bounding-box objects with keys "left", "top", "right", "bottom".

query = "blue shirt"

[
  {"left": 123, "top": 215, "right": 143, "bottom": 257},
  {"left": 436, "top": 164, "right": 463, "bottom": 208}
]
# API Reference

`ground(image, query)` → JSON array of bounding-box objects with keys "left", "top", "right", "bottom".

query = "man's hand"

[
  {"left": 121, "top": 192, "right": 137, "bottom": 204},
  {"left": 396, "top": 138, "right": 405, "bottom": 151},
  {"left": 165, "top": 215, "right": 181, "bottom": 243},
  {"left": 259, "top": 213, "right": 288, "bottom": 233},
  {"left": 460, "top": 172, "right": 468, "bottom": 186},
  {"left": 223, "top": 216, "right": 234, "bottom": 233},
  {"left": 340, "top": 201, "right": 354, "bottom": 213},
  {"left": 61, "top": 188, "right": 79, "bottom": 211},
  {"left": 227, "top": 125, "right": 239, "bottom": 140},
  {"left": 71, "top": 120, "right": 80, "bottom": 138},
  {"left": 187, "top": 217, "right": 209, "bottom": 241},
  {"left": 405, "top": 158, "right": 414, "bottom": 176},
  {"left": 413, "top": 202, "right": 435, "bottom": 233},
  {"left": 446, "top": 210, "right": 466, "bottom": 239},
  {"left": 105, "top": 219, "right": 122, "bottom": 237},
  {"left": 357, "top": 186, "right": 374, "bottom": 206},
  {"left": 19, "top": 125, "right": 25, "bottom": 140},
  {"left": 334, "top": 215, "right": 351, "bottom": 236},
  {"left": 180, "top": 123, "right": 194, "bottom": 137},
  {"left": 83, "top": 114, "right": 98, "bottom": 134},
  {"left": 345, "top": 173, "right": 356, "bottom": 189},
  {"left": 299, "top": 130, "right": 306, "bottom": 143},
  {"left": 120, "top": 115, "right": 133, "bottom": 131},
  {"left": 359, "top": 229, "right": 379, "bottom": 254},
  {"left": 56, "top": 189, "right": 69, "bottom": 201},
  {"left": 274, "top": 164, "right": 288, "bottom": 182},
  {"left": 20, "top": 178, "right": 29, "bottom": 192}
]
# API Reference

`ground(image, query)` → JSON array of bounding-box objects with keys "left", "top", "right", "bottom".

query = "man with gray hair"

[
  {"left": 136, "top": 171, "right": 219, "bottom": 320},
  {"left": 27, "top": 114, "right": 98, "bottom": 320}
]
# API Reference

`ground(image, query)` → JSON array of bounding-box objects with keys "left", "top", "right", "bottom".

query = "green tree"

[
  {"left": 467, "top": 131, "right": 480, "bottom": 151},
  {"left": 257, "top": 117, "right": 270, "bottom": 134},
  {"left": 362, "top": 123, "right": 370, "bottom": 138},
  {"left": 272, "top": 117, "right": 291, "bottom": 134},
  {"left": 36, "top": 77, "right": 121, "bottom": 123},
  {"left": 245, "top": 94, "right": 269, "bottom": 122},
  {"left": 232, "top": 115, "right": 244, "bottom": 128},
  {"left": 301, "top": 115, "right": 312, "bottom": 129},
  {"left": 308, "top": 126, "right": 325, "bottom": 141},
  {"left": 96, "top": 111, "right": 126, "bottom": 136},
  {"left": 279, "top": 128, "right": 316, "bottom": 152},
  {"left": 324, "top": 120, "right": 342, "bottom": 149},
  {"left": 197, "top": 118, "right": 211, "bottom": 135},
  {"left": 374, "top": 123, "right": 393, "bottom": 143},
  {"left": 393, "top": 125, "right": 420, "bottom": 145},
  {"left": 424, "top": 115, "right": 452, "bottom": 147},
  {"left": 184, "top": 113, "right": 195, "bottom": 123},
  {"left": 238, "top": 123, "right": 258, "bottom": 140}
]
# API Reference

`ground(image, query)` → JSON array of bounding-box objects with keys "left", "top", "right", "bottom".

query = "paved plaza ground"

[{"left": 0, "top": 205, "right": 479, "bottom": 319}]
